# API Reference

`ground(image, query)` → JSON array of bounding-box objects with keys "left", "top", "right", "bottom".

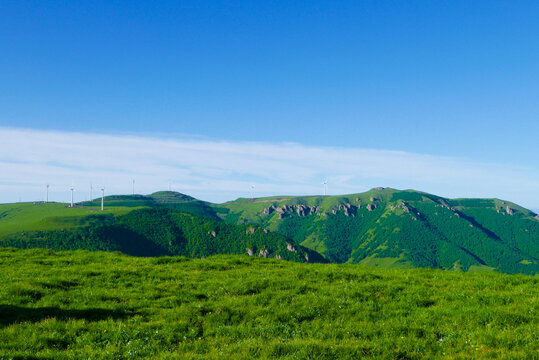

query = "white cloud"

[{"left": 0, "top": 127, "right": 538, "bottom": 209}]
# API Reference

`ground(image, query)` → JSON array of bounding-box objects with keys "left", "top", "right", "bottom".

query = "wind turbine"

[
  {"left": 250, "top": 185, "right": 255, "bottom": 200},
  {"left": 323, "top": 179, "right": 328, "bottom": 196},
  {"left": 101, "top": 187, "right": 105, "bottom": 211},
  {"left": 46, "top": 184, "right": 49, "bottom": 203},
  {"left": 90, "top": 183, "right": 93, "bottom": 202},
  {"left": 70, "top": 186, "right": 75, "bottom": 207},
  {"left": 132, "top": 179, "right": 135, "bottom": 195}
]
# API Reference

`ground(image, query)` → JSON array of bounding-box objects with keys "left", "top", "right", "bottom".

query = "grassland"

[
  {"left": 0, "top": 248, "right": 537, "bottom": 359},
  {"left": 0, "top": 202, "right": 137, "bottom": 235}
]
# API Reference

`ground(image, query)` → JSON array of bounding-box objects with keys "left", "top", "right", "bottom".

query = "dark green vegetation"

[
  {"left": 1, "top": 248, "right": 537, "bottom": 359},
  {"left": 1, "top": 188, "right": 537, "bottom": 274},
  {"left": 0, "top": 204, "right": 320, "bottom": 263},
  {"left": 218, "top": 188, "right": 539, "bottom": 274}
]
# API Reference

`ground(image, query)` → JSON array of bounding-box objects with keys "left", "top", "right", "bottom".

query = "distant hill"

[
  {"left": 213, "top": 188, "right": 538, "bottom": 274},
  {"left": 0, "top": 188, "right": 537, "bottom": 274},
  {"left": 0, "top": 201, "right": 323, "bottom": 263},
  {"left": 82, "top": 191, "right": 223, "bottom": 221}
]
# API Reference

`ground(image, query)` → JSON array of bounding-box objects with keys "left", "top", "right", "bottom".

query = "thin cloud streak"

[{"left": 0, "top": 127, "right": 537, "bottom": 208}]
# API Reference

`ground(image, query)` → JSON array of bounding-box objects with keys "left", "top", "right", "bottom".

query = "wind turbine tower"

[
  {"left": 70, "top": 186, "right": 74, "bottom": 207},
  {"left": 90, "top": 183, "right": 93, "bottom": 202},
  {"left": 323, "top": 179, "right": 328, "bottom": 196},
  {"left": 132, "top": 179, "right": 135, "bottom": 195},
  {"left": 101, "top": 188, "right": 105, "bottom": 211},
  {"left": 250, "top": 185, "right": 255, "bottom": 200},
  {"left": 46, "top": 184, "right": 49, "bottom": 203}
]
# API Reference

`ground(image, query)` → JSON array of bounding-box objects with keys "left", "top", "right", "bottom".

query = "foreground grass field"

[{"left": 0, "top": 249, "right": 537, "bottom": 359}]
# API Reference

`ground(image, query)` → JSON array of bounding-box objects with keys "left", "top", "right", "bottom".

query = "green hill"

[
  {"left": 0, "top": 248, "right": 536, "bottom": 359},
  {"left": 0, "top": 202, "right": 322, "bottom": 263},
  {"left": 82, "top": 191, "right": 222, "bottom": 220},
  {"left": 0, "top": 188, "right": 537, "bottom": 274},
  {"left": 213, "top": 188, "right": 539, "bottom": 274}
]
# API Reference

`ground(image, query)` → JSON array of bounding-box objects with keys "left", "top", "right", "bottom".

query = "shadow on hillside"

[{"left": 0, "top": 305, "right": 135, "bottom": 328}]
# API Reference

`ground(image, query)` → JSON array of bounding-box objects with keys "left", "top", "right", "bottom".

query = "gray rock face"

[
  {"left": 263, "top": 205, "right": 275, "bottom": 215},
  {"left": 264, "top": 204, "right": 320, "bottom": 218},
  {"left": 259, "top": 249, "right": 269, "bottom": 258},
  {"left": 296, "top": 205, "right": 307, "bottom": 216},
  {"left": 246, "top": 248, "right": 253, "bottom": 256},
  {"left": 286, "top": 243, "right": 296, "bottom": 252},
  {"left": 276, "top": 254, "right": 282, "bottom": 260},
  {"left": 366, "top": 204, "right": 376, "bottom": 211},
  {"left": 506, "top": 206, "right": 514, "bottom": 215}
]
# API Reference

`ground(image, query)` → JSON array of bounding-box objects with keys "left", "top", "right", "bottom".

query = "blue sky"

[{"left": 0, "top": 1, "right": 538, "bottom": 207}]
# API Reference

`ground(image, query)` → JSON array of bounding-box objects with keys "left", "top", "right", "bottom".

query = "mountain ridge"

[{"left": 0, "top": 187, "right": 537, "bottom": 274}]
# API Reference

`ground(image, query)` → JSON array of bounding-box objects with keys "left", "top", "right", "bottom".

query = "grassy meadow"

[
  {"left": 0, "top": 248, "right": 537, "bottom": 359},
  {"left": 0, "top": 202, "right": 137, "bottom": 235}
]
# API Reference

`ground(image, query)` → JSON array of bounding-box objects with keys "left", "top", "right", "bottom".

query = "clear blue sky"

[{"left": 1, "top": 1, "right": 538, "bottom": 165}]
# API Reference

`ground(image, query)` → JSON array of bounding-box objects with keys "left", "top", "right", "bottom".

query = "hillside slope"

[
  {"left": 82, "top": 191, "right": 223, "bottom": 220},
  {"left": 0, "top": 204, "right": 323, "bottom": 263},
  {"left": 214, "top": 188, "right": 539, "bottom": 274}
]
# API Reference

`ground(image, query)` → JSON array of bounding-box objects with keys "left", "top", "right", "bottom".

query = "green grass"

[
  {"left": 0, "top": 203, "right": 137, "bottom": 236},
  {"left": 0, "top": 248, "right": 537, "bottom": 359}
]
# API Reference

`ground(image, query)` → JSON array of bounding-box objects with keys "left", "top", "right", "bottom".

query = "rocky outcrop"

[
  {"left": 336, "top": 203, "right": 357, "bottom": 217},
  {"left": 296, "top": 204, "right": 308, "bottom": 216},
  {"left": 246, "top": 248, "right": 253, "bottom": 256},
  {"left": 207, "top": 231, "right": 216, "bottom": 238},
  {"left": 305, "top": 254, "right": 309, "bottom": 262},
  {"left": 276, "top": 254, "right": 282, "bottom": 260},
  {"left": 286, "top": 243, "right": 297, "bottom": 252},
  {"left": 246, "top": 227, "right": 256, "bottom": 235},
  {"left": 263, "top": 205, "right": 276, "bottom": 215},
  {"left": 263, "top": 204, "right": 321, "bottom": 218},
  {"left": 366, "top": 204, "right": 376, "bottom": 211},
  {"left": 506, "top": 206, "right": 514, "bottom": 215},
  {"left": 259, "top": 249, "right": 269, "bottom": 258},
  {"left": 534, "top": 214, "right": 539, "bottom": 220},
  {"left": 370, "top": 197, "right": 376, "bottom": 202}
]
